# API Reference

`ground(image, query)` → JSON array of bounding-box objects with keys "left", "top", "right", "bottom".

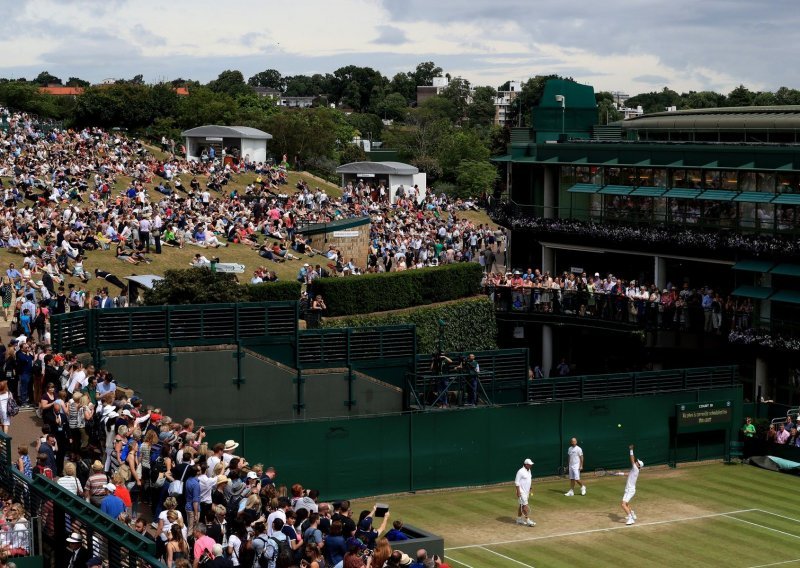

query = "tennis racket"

[
  {"left": 557, "top": 466, "right": 568, "bottom": 478},
  {"left": 595, "top": 468, "right": 626, "bottom": 477}
]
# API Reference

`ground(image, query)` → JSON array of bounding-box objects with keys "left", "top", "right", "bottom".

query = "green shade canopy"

[
  {"left": 567, "top": 183, "right": 601, "bottom": 194},
  {"left": 773, "top": 194, "right": 800, "bottom": 205},
  {"left": 631, "top": 187, "right": 667, "bottom": 197},
  {"left": 697, "top": 190, "right": 738, "bottom": 201},
  {"left": 734, "top": 192, "right": 775, "bottom": 203},
  {"left": 733, "top": 260, "right": 776, "bottom": 273},
  {"left": 770, "top": 263, "right": 800, "bottom": 277},
  {"left": 665, "top": 188, "right": 702, "bottom": 199},
  {"left": 491, "top": 155, "right": 513, "bottom": 162},
  {"left": 598, "top": 185, "right": 634, "bottom": 196},
  {"left": 771, "top": 290, "right": 800, "bottom": 305},
  {"left": 732, "top": 285, "right": 774, "bottom": 300}
]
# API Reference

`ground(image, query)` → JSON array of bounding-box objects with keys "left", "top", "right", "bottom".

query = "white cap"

[
  {"left": 636, "top": 459, "right": 644, "bottom": 468},
  {"left": 103, "top": 482, "right": 117, "bottom": 492},
  {"left": 246, "top": 471, "right": 258, "bottom": 480},
  {"left": 523, "top": 458, "right": 534, "bottom": 465}
]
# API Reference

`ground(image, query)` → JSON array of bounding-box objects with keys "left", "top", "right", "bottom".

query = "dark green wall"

[
  {"left": 101, "top": 350, "right": 402, "bottom": 425},
  {"left": 205, "top": 386, "right": 741, "bottom": 499}
]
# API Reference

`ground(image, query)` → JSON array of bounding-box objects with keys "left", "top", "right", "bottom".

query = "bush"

[
  {"left": 432, "top": 181, "right": 458, "bottom": 198},
  {"left": 244, "top": 280, "right": 302, "bottom": 302},
  {"left": 313, "top": 263, "right": 483, "bottom": 316},
  {"left": 322, "top": 296, "right": 497, "bottom": 353}
]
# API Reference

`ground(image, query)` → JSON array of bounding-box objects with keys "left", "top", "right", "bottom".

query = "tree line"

[{"left": 2, "top": 65, "right": 799, "bottom": 199}]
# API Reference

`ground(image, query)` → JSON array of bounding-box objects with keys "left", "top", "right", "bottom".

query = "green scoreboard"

[{"left": 676, "top": 400, "right": 734, "bottom": 433}]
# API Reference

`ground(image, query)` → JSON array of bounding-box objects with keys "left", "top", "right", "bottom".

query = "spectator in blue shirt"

[
  {"left": 385, "top": 519, "right": 410, "bottom": 542},
  {"left": 100, "top": 483, "right": 125, "bottom": 519},
  {"left": 185, "top": 466, "right": 201, "bottom": 531}
]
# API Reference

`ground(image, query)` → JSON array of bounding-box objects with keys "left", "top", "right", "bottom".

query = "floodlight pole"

[{"left": 555, "top": 94, "right": 566, "bottom": 135}]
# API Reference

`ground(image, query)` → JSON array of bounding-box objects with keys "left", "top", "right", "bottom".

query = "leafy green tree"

[
  {"left": 34, "top": 71, "right": 62, "bottom": 85},
  {"left": 416, "top": 95, "right": 459, "bottom": 123},
  {"left": 455, "top": 160, "right": 499, "bottom": 198},
  {"left": 468, "top": 85, "right": 497, "bottom": 127},
  {"left": 753, "top": 91, "right": 777, "bottom": 106},
  {"left": 440, "top": 77, "right": 471, "bottom": 123},
  {"left": 264, "top": 107, "right": 354, "bottom": 162},
  {"left": 775, "top": 87, "right": 800, "bottom": 105},
  {"left": 176, "top": 86, "right": 236, "bottom": 128},
  {"left": 595, "top": 92, "right": 622, "bottom": 124},
  {"left": 345, "top": 112, "right": 383, "bottom": 139},
  {"left": 0, "top": 81, "right": 62, "bottom": 118},
  {"left": 683, "top": 91, "right": 725, "bottom": 109},
  {"left": 208, "top": 70, "right": 251, "bottom": 98},
  {"left": 247, "top": 69, "right": 285, "bottom": 90},
  {"left": 411, "top": 61, "right": 443, "bottom": 87},
  {"left": 389, "top": 72, "right": 416, "bottom": 103},
  {"left": 374, "top": 92, "right": 408, "bottom": 121},
  {"left": 339, "top": 142, "right": 366, "bottom": 165},
  {"left": 66, "top": 77, "right": 90, "bottom": 88},
  {"left": 625, "top": 87, "right": 682, "bottom": 114},
  {"left": 725, "top": 85, "right": 755, "bottom": 107},
  {"left": 436, "top": 129, "right": 490, "bottom": 181},
  {"left": 410, "top": 155, "right": 442, "bottom": 184},
  {"left": 330, "top": 65, "right": 388, "bottom": 111},
  {"left": 144, "top": 268, "right": 247, "bottom": 305},
  {"left": 73, "top": 84, "right": 158, "bottom": 128}
]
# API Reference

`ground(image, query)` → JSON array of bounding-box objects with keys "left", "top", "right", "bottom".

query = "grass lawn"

[{"left": 352, "top": 462, "right": 800, "bottom": 567}]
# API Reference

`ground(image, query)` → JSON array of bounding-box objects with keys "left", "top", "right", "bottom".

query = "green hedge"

[
  {"left": 322, "top": 296, "right": 497, "bottom": 353},
  {"left": 312, "top": 263, "right": 483, "bottom": 316},
  {"left": 244, "top": 281, "right": 302, "bottom": 302}
]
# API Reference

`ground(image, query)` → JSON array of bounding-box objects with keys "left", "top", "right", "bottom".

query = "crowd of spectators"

[
  {"left": 0, "top": 107, "right": 495, "bottom": 316},
  {"left": 484, "top": 267, "right": 753, "bottom": 334},
  {"left": 490, "top": 206, "right": 800, "bottom": 259},
  {"left": 0, "top": 331, "right": 450, "bottom": 567}
]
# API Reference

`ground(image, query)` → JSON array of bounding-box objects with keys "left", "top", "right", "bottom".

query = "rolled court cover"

[{"left": 749, "top": 455, "right": 800, "bottom": 473}]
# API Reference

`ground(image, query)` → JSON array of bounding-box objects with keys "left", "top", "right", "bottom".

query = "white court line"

[
  {"left": 480, "top": 546, "right": 536, "bottom": 568},
  {"left": 756, "top": 509, "right": 800, "bottom": 524},
  {"left": 445, "top": 509, "right": 757, "bottom": 551},
  {"left": 723, "top": 514, "right": 800, "bottom": 541},
  {"left": 747, "top": 558, "right": 800, "bottom": 568},
  {"left": 446, "top": 555, "right": 478, "bottom": 568}
]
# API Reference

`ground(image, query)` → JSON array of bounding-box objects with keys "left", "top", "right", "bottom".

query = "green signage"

[{"left": 676, "top": 400, "right": 734, "bottom": 433}]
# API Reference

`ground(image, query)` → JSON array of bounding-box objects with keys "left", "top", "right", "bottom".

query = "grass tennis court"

[{"left": 353, "top": 462, "right": 800, "bottom": 567}]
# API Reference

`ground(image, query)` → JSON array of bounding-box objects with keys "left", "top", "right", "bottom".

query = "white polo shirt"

[
  {"left": 568, "top": 445, "right": 583, "bottom": 468},
  {"left": 515, "top": 466, "right": 532, "bottom": 495}
]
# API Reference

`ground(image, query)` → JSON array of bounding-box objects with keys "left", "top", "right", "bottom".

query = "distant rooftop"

[
  {"left": 336, "top": 161, "right": 418, "bottom": 175},
  {"left": 181, "top": 125, "right": 272, "bottom": 139},
  {"left": 624, "top": 106, "right": 800, "bottom": 131}
]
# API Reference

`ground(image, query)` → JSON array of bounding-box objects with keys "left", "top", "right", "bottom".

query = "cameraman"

[
  {"left": 430, "top": 353, "right": 454, "bottom": 408},
  {"left": 461, "top": 354, "right": 480, "bottom": 406}
]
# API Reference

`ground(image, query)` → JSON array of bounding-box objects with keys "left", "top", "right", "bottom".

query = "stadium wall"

[{"left": 204, "top": 385, "right": 742, "bottom": 499}]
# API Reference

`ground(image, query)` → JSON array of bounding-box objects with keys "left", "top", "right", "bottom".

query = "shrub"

[
  {"left": 313, "top": 263, "right": 483, "bottom": 316},
  {"left": 322, "top": 296, "right": 497, "bottom": 353},
  {"left": 244, "top": 280, "right": 302, "bottom": 302}
]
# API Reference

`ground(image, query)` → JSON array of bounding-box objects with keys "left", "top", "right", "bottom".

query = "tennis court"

[{"left": 353, "top": 462, "right": 800, "bottom": 567}]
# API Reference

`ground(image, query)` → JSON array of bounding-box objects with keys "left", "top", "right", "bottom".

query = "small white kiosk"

[
  {"left": 336, "top": 161, "right": 427, "bottom": 203},
  {"left": 182, "top": 125, "right": 272, "bottom": 164}
]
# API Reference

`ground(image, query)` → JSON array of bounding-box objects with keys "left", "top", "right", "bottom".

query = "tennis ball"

[{"left": 617, "top": 423, "right": 622, "bottom": 428}]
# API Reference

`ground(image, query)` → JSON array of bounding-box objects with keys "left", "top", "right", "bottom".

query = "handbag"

[
  {"left": 168, "top": 463, "right": 188, "bottom": 497},
  {"left": 6, "top": 395, "right": 19, "bottom": 417}
]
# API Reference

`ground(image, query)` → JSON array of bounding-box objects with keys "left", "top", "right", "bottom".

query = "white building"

[
  {"left": 181, "top": 125, "right": 272, "bottom": 164},
  {"left": 494, "top": 80, "right": 522, "bottom": 125},
  {"left": 336, "top": 161, "right": 427, "bottom": 203}
]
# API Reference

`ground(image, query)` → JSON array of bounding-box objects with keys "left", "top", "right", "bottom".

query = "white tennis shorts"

[
  {"left": 518, "top": 493, "right": 529, "bottom": 506},
  {"left": 622, "top": 488, "right": 636, "bottom": 503},
  {"left": 569, "top": 466, "right": 580, "bottom": 480}
]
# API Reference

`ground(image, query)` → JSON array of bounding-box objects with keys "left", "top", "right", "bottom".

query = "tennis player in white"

[
  {"left": 622, "top": 444, "right": 643, "bottom": 525},
  {"left": 564, "top": 437, "right": 585, "bottom": 496},
  {"left": 515, "top": 458, "right": 536, "bottom": 526}
]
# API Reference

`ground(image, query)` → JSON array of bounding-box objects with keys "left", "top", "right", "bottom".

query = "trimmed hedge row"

[
  {"left": 312, "top": 263, "right": 483, "bottom": 316},
  {"left": 244, "top": 280, "right": 302, "bottom": 302},
  {"left": 322, "top": 296, "right": 497, "bottom": 353}
]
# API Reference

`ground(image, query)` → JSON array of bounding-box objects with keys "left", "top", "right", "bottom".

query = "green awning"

[
  {"left": 665, "top": 160, "right": 685, "bottom": 168},
  {"left": 633, "top": 159, "right": 652, "bottom": 166},
  {"left": 665, "top": 188, "right": 702, "bottom": 199},
  {"left": 697, "top": 190, "right": 738, "bottom": 201},
  {"left": 599, "top": 185, "right": 634, "bottom": 196},
  {"left": 776, "top": 163, "right": 795, "bottom": 171},
  {"left": 733, "top": 260, "right": 776, "bottom": 273},
  {"left": 735, "top": 192, "right": 775, "bottom": 203},
  {"left": 771, "top": 290, "right": 800, "bottom": 305},
  {"left": 601, "top": 158, "right": 619, "bottom": 165},
  {"left": 491, "top": 154, "right": 513, "bottom": 162},
  {"left": 770, "top": 263, "right": 800, "bottom": 277},
  {"left": 772, "top": 194, "right": 800, "bottom": 205},
  {"left": 732, "top": 285, "right": 774, "bottom": 300},
  {"left": 631, "top": 187, "right": 667, "bottom": 197},
  {"left": 701, "top": 160, "right": 719, "bottom": 169},
  {"left": 567, "top": 183, "right": 601, "bottom": 194}
]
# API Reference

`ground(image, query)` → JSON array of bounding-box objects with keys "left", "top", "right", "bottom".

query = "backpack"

[
  {"left": 32, "top": 358, "right": 43, "bottom": 376},
  {"left": 253, "top": 536, "right": 276, "bottom": 568},
  {"left": 225, "top": 487, "right": 247, "bottom": 525},
  {"left": 270, "top": 534, "right": 291, "bottom": 559}
]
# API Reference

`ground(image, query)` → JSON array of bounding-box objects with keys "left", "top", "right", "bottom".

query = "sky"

[{"left": 1, "top": 0, "right": 799, "bottom": 95}]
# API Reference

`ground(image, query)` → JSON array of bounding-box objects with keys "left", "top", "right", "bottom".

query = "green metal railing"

[
  {"left": 51, "top": 301, "right": 299, "bottom": 354},
  {"left": 0, "top": 432, "right": 161, "bottom": 567},
  {"left": 529, "top": 365, "right": 738, "bottom": 402},
  {"left": 297, "top": 325, "right": 416, "bottom": 369}
]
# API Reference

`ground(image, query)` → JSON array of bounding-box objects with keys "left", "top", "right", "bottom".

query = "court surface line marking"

[
  {"left": 747, "top": 558, "right": 800, "bottom": 568},
  {"left": 479, "top": 546, "right": 536, "bottom": 568},
  {"left": 756, "top": 509, "right": 800, "bottom": 524},
  {"left": 445, "top": 508, "right": 757, "bottom": 551},
  {"left": 722, "top": 514, "right": 800, "bottom": 542},
  {"left": 446, "top": 555, "right": 478, "bottom": 568}
]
